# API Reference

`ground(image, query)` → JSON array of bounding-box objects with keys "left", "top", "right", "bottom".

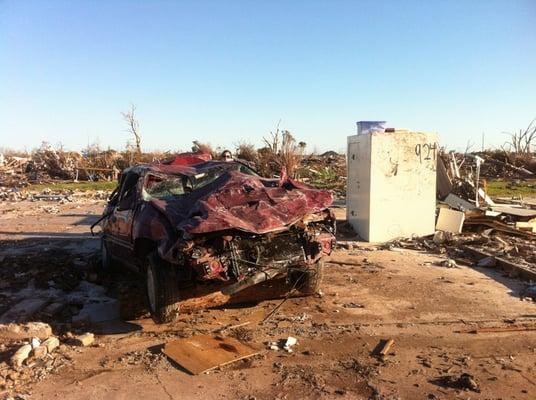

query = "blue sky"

[{"left": 1, "top": 0, "right": 535, "bottom": 153}]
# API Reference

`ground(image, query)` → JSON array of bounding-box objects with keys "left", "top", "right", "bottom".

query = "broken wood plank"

[
  {"left": 379, "top": 339, "right": 395, "bottom": 356},
  {"left": 213, "top": 321, "right": 251, "bottom": 334},
  {"left": 464, "top": 218, "right": 536, "bottom": 238},
  {"left": 490, "top": 206, "right": 536, "bottom": 218},
  {"left": 163, "top": 334, "right": 259, "bottom": 375},
  {"left": 462, "top": 325, "right": 536, "bottom": 334},
  {"left": 516, "top": 221, "right": 536, "bottom": 232},
  {"left": 436, "top": 157, "right": 452, "bottom": 199},
  {"left": 462, "top": 245, "right": 536, "bottom": 282},
  {"left": 372, "top": 338, "right": 395, "bottom": 357}
]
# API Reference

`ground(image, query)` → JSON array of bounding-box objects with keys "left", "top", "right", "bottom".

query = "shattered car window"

[
  {"left": 145, "top": 175, "right": 190, "bottom": 199},
  {"left": 192, "top": 164, "right": 258, "bottom": 190},
  {"left": 238, "top": 164, "right": 257, "bottom": 176},
  {"left": 144, "top": 163, "right": 259, "bottom": 199},
  {"left": 191, "top": 169, "right": 224, "bottom": 190}
]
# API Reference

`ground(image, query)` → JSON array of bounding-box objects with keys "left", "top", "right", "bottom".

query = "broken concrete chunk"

[
  {"left": 283, "top": 336, "right": 297, "bottom": 353},
  {"left": 42, "top": 336, "right": 60, "bottom": 353},
  {"left": 268, "top": 337, "right": 298, "bottom": 352},
  {"left": 30, "top": 337, "right": 41, "bottom": 349},
  {"left": 32, "top": 345, "right": 48, "bottom": 359},
  {"left": 439, "top": 259, "right": 458, "bottom": 268},
  {"left": 11, "top": 344, "right": 32, "bottom": 367},
  {"left": 0, "top": 322, "right": 52, "bottom": 340},
  {"left": 72, "top": 332, "right": 95, "bottom": 347}
]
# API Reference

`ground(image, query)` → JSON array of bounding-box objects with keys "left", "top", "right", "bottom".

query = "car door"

[{"left": 105, "top": 171, "right": 140, "bottom": 261}]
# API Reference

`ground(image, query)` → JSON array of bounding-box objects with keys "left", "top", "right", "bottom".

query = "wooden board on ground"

[
  {"left": 491, "top": 206, "right": 536, "bottom": 218},
  {"left": 462, "top": 245, "right": 536, "bottom": 282},
  {"left": 464, "top": 218, "right": 536, "bottom": 238},
  {"left": 163, "top": 334, "right": 260, "bottom": 375},
  {"left": 461, "top": 325, "right": 536, "bottom": 334}
]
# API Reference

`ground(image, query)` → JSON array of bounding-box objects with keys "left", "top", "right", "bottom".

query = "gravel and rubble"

[
  {"left": 379, "top": 225, "right": 536, "bottom": 277},
  {"left": 0, "top": 250, "right": 125, "bottom": 328},
  {"left": 0, "top": 248, "right": 118, "bottom": 398},
  {"left": 0, "top": 331, "right": 75, "bottom": 397},
  {"left": 1, "top": 180, "right": 536, "bottom": 398},
  {"left": 0, "top": 187, "right": 111, "bottom": 202}
]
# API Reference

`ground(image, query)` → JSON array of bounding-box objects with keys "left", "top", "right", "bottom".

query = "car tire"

[
  {"left": 145, "top": 253, "right": 181, "bottom": 323},
  {"left": 294, "top": 260, "right": 324, "bottom": 295}
]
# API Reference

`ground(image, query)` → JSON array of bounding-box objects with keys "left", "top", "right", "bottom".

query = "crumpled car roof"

[{"left": 149, "top": 169, "right": 333, "bottom": 235}]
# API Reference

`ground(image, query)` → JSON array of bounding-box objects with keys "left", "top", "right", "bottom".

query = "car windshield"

[
  {"left": 145, "top": 174, "right": 191, "bottom": 199},
  {"left": 191, "top": 163, "right": 258, "bottom": 190},
  {"left": 144, "top": 163, "right": 258, "bottom": 199}
]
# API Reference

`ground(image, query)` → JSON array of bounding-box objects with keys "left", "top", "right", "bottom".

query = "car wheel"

[
  {"left": 293, "top": 260, "right": 324, "bottom": 295},
  {"left": 146, "top": 253, "right": 181, "bottom": 323}
]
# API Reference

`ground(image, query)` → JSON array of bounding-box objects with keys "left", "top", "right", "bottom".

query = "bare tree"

[
  {"left": 503, "top": 118, "right": 536, "bottom": 154},
  {"left": 260, "top": 121, "right": 305, "bottom": 178},
  {"left": 191, "top": 140, "right": 214, "bottom": 155},
  {"left": 121, "top": 104, "right": 142, "bottom": 153}
]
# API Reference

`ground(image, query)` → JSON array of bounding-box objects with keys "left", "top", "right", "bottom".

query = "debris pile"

[
  {"left": 400, "top": 149, "right": 534, "bottom": 279},
  {"left": 298, "top": 152, "right": 347, "bottom": 195},
  {"left": 0, "top": 186, "right": 111, "bottom": 202},
  {"left": 448, "top": 151, "right": 536, "bottom": 180},
  {"left": 0, "top": 144, "right": 168, "bottom": 188}
]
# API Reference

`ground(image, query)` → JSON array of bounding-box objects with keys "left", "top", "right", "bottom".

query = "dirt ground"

[{"left": 1, "top": 200, "right": 536, "bottom": 400}]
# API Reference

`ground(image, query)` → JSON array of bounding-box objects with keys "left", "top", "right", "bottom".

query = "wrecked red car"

[{"left": 96, "top": 154, "right": 336, "bottom": 322}]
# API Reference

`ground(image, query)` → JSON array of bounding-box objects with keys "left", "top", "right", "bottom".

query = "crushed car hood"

[{"left": 149, "top": 170, "right": 333, "bottom": 235}]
